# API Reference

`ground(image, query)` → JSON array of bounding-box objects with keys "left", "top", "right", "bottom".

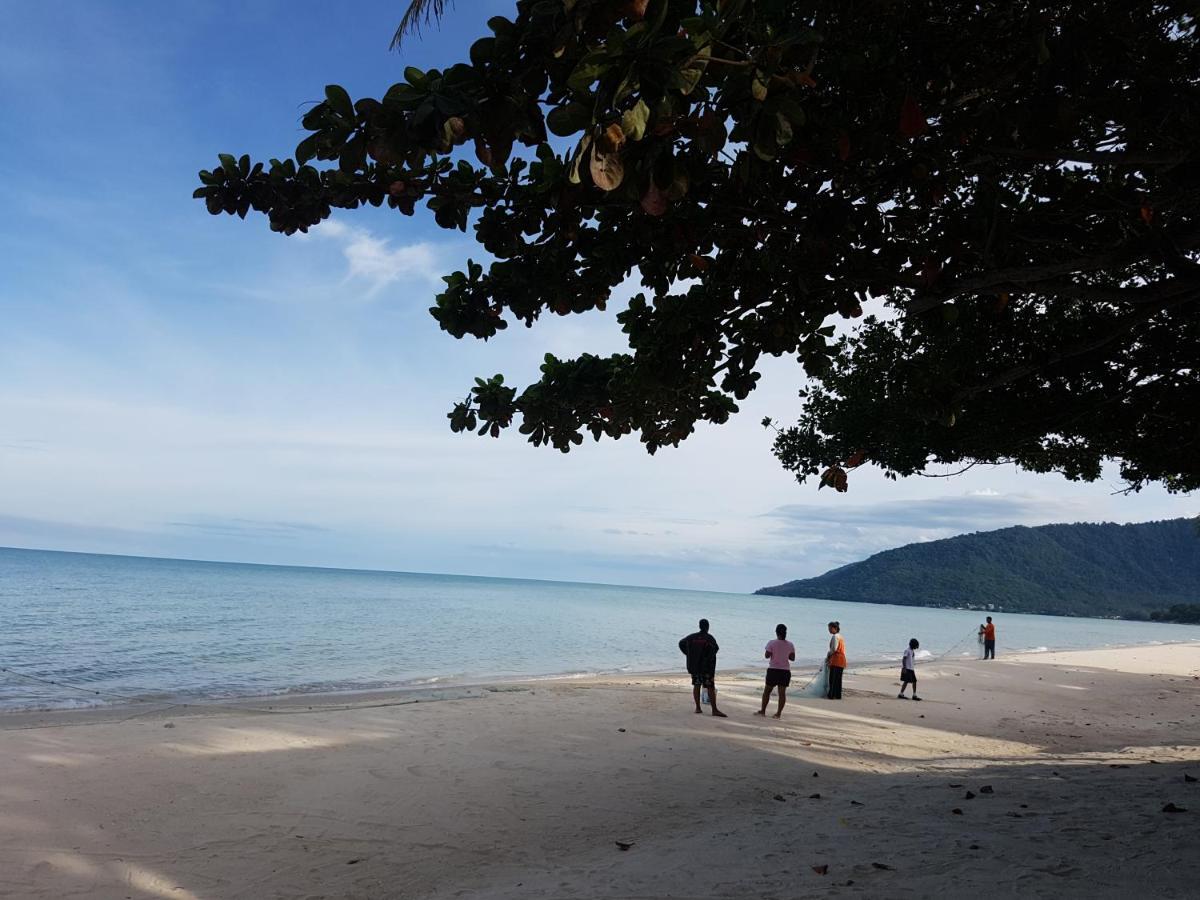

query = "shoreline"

[{"left": 6, "top": 639, "right": 1198, "bottom": 727}]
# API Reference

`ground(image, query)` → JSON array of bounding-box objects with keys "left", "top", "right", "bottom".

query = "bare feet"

[
  {"left": 754, "top": 709, "right": 766, "bottom": 716},
  {"left": 772, "top": 712, "right": 782, "bottom": 719},
  {"left": 712, "top": 709, "right": 728, "bottom": 718},
  {"left": 694, "top": 707, "right": 703, "bottom": 714}
]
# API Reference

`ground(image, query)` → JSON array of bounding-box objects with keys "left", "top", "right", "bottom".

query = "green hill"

[{"left": 756, "top": 518, "right": 1200, "bottom": 619}]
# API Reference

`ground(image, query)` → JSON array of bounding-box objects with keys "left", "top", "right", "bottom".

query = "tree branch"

[
  {"left": 1009, "top": 275, "right": 1200, "bottom": 305},
  {"left": 978, "top": 146, "right": 1193, "bottom": 167},
  {"left": 908, "top": 228, "right": 1200, "bottom": 314},
  {"left": 949, "top": 296, "right": 1192, "bottom": 405}
]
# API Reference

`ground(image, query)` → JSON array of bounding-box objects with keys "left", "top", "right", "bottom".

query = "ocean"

[{"left": 1, "top": 546, "right": 1195, "bottom": 711}]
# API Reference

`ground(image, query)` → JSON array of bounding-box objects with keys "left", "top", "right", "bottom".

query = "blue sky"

[{"left": 0, "top": 2, "right": 1195, "bottom": 592}]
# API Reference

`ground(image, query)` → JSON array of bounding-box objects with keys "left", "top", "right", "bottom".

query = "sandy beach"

[{"left": 2, "top": 644, "right": 1198, "bottom": 899}]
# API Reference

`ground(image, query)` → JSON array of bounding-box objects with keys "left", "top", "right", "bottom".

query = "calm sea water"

[{"left": 1, "top": 546, "right": 1196, "bottom": 710}]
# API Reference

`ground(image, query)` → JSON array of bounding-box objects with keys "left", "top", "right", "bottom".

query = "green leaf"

[
  {"left": 546, "top": 102, "right": 591, "bottom": 137},
  {"left": 620, "top": 99, "right": 650, "bottom": 142},
  {"left": 774, "top": 111, "right": 793, "bottom": 146},
  {"left": 568, "top": 50, "right": 610, "bottom": 92},
  {"left": 751, "top": 69, "right": 769, "bottom": 102},
  {"left": 568, "top": 135, "right": 592, "bottom": 184},
  {"left": 470, "top": 36, "right": 495, "bottom": 66},
  {"left": 673, "top": 47, "right": 710, "bottom": 95},
  {"left": 218, "top": 153, "right": 238, "bottom": 175},
  {"left": 325, "top": 84, "right": 354, "bottom": 120},
  {"left": 295, "top": 133, "right": 320, "bottom": 165}
]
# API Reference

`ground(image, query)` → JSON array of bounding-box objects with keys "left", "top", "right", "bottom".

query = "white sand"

[{"left": 1, "top": 643, "right": 1198, "bottom": 899}]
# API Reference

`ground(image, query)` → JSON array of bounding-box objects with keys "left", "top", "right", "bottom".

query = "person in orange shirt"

[
  {"left": 826, "top": 621, "right": 847, "bottom": 699},
  {"left": 983, "top": 616, "right": 996, "bottom": 660}
]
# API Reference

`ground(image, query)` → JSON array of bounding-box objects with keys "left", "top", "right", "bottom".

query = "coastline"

[
  {"left": 2, "top": 644, "right": 1198, "bottom": 898},
  {"left": 4, "top": 638, "right": 1197, "bottom": 722}
]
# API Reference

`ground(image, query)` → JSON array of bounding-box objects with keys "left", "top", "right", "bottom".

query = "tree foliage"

[
  {"left": 756, "top": 518, "right": 1200, "bottom": 619},
  {"left": 197, "top": 0, "right": 1200, "bottom": 492}
]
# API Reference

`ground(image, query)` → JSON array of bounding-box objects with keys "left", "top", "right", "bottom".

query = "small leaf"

[
  {"left": 568, "top": 50, "right": 610, "bottom": 92},
  {"left": 620, "top": 99, "right": 650, "bottom": 142},
  {"left": 296, "top": 134, "right": 320, "bottom": 164},
  {"left": 751, "top": 69, "right": 769, "bottom": 102},
  {"left": 568, "top": 135, "right": 592, "bottom": 185},
  {"left": 547, "top": 102, "right": 592, "bottom": 137},
  {"left": 325, "top": 84, "right": 354, "bottom": 121},
  {"left": 589, "top": 148, "right": 625, "bottom": 191},
  {"left": 597, "top": 122, "right": 626, "bottom": 155},
  {"left": 675, "top": 46, "right": 710, "bottom": 95}
]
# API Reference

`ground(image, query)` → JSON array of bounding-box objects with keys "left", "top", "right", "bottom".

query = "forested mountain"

[{"left": 756, "top": 519, "right": 1200, "bottom": 619}]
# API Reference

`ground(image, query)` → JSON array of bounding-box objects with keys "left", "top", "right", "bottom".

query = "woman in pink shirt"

[{"left": 756, "top": 623, "right": 796, "bottom": 718}]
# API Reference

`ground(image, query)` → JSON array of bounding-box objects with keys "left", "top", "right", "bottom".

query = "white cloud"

[{"left": 314, "top": 220, "right": 442, "bottom": 297}]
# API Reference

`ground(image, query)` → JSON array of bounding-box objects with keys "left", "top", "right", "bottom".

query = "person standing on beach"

[
  {"left": 679, "top": 619, "right": 726, "bottom": 717},
  {"left": 826, "top": 621, "right": 847, "bottom": 700},
  {"left": 756, "top": 623, "right": 795, "bottom": 718},
  {"left": 978, "top": 623, "right": 987, "bottom": 659},
  {"left": 983, "top": 616, "right": 996, "bottom": 660},
  {"left": 898, "top": 638, "right": 921, "bottom": 700}
]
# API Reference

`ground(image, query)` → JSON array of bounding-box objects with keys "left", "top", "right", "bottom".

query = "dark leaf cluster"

[{"left": 198, "top": 0, "right": 1200, "bottom": 488}]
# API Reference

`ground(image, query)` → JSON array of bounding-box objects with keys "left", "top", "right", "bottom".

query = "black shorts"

[
  {"left": 900, "top": 667, "right": 917, "bottom": 684},
  {"left": 691, "top": 672, "right": 714, "bottom": 688},
  {"left": 765, "top": 668, "right": 792, "bottom": 687}
]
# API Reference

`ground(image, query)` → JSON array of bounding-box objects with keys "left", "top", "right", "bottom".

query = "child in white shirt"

[{"left": 898, "top": 638, "right": 921, "bottom": 701}]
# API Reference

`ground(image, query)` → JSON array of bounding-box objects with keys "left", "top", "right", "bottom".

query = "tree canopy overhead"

[{"left": 197, "top": 0, "right": 1200, "bottom": 493}]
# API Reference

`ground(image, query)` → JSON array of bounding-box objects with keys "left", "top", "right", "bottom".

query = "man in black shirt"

[{"left": 678, "top": 618, "right": 727, "bottom": 717}]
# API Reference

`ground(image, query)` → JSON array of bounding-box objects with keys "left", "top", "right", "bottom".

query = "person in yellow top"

[
  {"left": 826, "top": 621, "right": 847, "bottom": 699},
  {"left": 983, "top": 616, "right": 996, "bottom": 660}
]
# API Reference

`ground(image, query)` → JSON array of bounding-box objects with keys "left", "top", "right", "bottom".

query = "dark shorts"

[
  {"left": 765, "top": 668, "right": 791, "bottom": 687},
  {"left": 900, "top": 667, "right": 917, "bottom": 684},
  {"left": 691, "top": 672, "right": 714, "bottom": 688}
]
